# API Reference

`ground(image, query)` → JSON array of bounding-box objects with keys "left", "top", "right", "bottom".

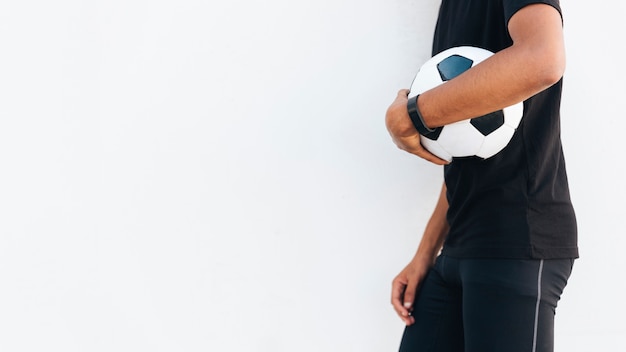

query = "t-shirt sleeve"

[{"left": 503, "top": 0, "right": 562, "bottom": 27}]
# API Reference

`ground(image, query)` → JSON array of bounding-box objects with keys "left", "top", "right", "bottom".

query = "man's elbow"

[
  {"left": 529, "top": 46, "right": 566, "bottom": 89},
  {"left": 540, "top": 52, "right": 565, "bottom": 86},
  {"left": 509, "top": 3, "right": 566, "bottom": 89}
]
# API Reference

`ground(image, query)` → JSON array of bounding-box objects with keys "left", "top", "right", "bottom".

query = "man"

[{"left": 385, "top": 1, "right": 578, "bottom": 351}]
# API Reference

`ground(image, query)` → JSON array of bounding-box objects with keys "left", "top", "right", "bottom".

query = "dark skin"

[{"left": 385, "top": 4, "right": 566, "bottom": 325}]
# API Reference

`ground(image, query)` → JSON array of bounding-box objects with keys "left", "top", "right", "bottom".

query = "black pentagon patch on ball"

[
  {"left": 470, "top": 110, "right": 505, "bottom": 136},
  {"left": 422, "top": 126, "right": 444, "bottom": 141},
  {"left": 437, "top": 55, "right": 474, "bottom": 81}
]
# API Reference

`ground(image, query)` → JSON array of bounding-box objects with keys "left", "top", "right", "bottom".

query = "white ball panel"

[
  {"left": 420, "top": 136, "right": 453, "bottom": 162},
  {"left": 408, "top": 65, "right": 445, "bottom": 97},
  {"left": 503, "top": 102, "right": 524, "bottom": 128},
  {"left": 437, "top": 121, "right": 484, "bottom": 157},
  {"left": 475, "top": 125, "right": 515, "bottom": 159}
]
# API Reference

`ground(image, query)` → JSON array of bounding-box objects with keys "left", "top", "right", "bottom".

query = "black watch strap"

[{"left": 407, "top": 95, "right": 435, "bottom": 136}]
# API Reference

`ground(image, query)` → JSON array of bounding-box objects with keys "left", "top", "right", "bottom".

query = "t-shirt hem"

[{"left": 504, "top": 0, "right": 563, "bottom": 28}]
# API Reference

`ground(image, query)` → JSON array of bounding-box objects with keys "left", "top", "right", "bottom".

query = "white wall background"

[{"left": 0, "top": 1, "right": 624, "bottom": 351}]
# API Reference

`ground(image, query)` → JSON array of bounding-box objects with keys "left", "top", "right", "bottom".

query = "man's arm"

[
  {"left": 385, "top": 4, "right": 564, "bottom": 161},
  {"left": 391, "top": 182, "right": 449, "bottom": 325},
  {"left": 418, "top": 4, "right": 565, "bottom": 127}
]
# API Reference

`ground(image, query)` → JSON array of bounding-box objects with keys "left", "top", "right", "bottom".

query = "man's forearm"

[{"left": 414, "top": 183, "right": 449, "bottom": 264}]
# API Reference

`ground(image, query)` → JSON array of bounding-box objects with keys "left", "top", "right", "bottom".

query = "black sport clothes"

[
  {"left": 434, "top": 0, "right": 578, "bottom": 259},
  {"left": 398, "top": 256, "right": 574, "bottom": 352}
]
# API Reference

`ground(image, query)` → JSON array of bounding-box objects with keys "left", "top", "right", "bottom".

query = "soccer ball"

[{"left": 408, "top": 46, "right": 523, "bottom": 162}]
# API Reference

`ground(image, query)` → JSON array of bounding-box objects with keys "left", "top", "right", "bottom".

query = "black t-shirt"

[{"left": 433, "top": 0, "right": 579, "bottom": 259}]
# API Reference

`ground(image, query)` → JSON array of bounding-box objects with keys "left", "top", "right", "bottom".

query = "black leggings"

[{"left": 399, "top": 255, "right": 574, "bottom": 352}]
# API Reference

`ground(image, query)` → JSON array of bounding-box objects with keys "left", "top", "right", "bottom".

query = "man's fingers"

[
  {"left": 417, "top": 151, "right": 450, "bottom": 165},
  {"left": 397, "top": 89, "right": 410, "bottom": 97},
  {"left": 391, "top": 278, "right": 410, "bottom": 317},
  {"left": 398, "top": 137, "right": 451, "bottom": 165},
  {"left": 403, "top": 279, "right": 417, "bottom": 312},
  {"left": 410, "top": 139, "right": 450, "bottom": 165},
  {"left": 392, "top": 277, "right": 417, "bottom": 326}
]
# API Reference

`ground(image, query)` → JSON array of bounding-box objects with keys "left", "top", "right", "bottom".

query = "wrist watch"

[{"left": 407, "top": 95, "right": 436, "bottom": 136}]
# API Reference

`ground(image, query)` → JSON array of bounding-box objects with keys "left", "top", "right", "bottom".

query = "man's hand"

[
  {"left": 391, "top": 256, "right": 434, "bottom": 326},
  {"left": 385, "top": 89, "right": 449, "bottom": 165}
]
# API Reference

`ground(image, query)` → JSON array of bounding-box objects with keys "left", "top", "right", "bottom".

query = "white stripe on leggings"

[{"left": 532, "top": 259, "right": 544, "bottom": 352}]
